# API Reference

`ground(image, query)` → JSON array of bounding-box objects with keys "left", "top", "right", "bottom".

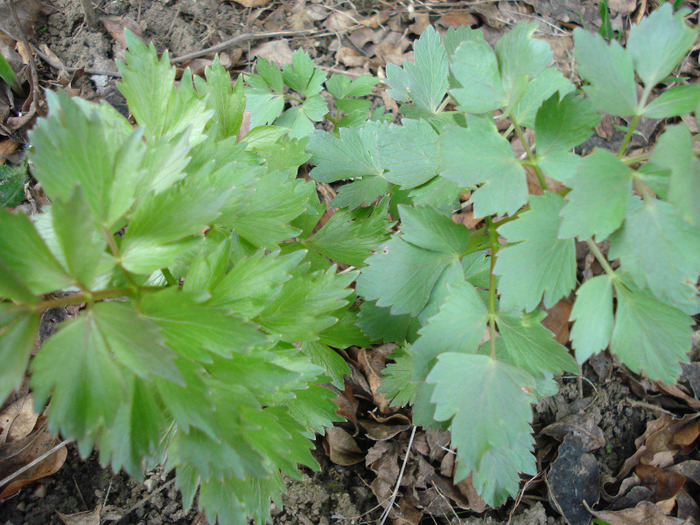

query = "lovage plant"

[{"left": 0, "top": 3, "right": 699, "bottom": 523}]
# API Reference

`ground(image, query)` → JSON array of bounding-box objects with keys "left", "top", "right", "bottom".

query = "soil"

[{"left": 1, "top": 0, "right": 699, "bottom": 524}]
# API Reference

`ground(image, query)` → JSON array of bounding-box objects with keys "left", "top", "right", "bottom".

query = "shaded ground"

[{"left": 1, "top": 0, "right": 700, "bottom": 524}]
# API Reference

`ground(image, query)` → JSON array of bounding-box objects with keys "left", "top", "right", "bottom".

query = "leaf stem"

[
  {"left": 486, "top": 218, "right": 500, "bottom": 360},
  {"left": 32, "top": 287, "right": 134, "bottom": 314},
  {"left": 511, "top": 117, "right": 547, "bottom": 190},
  {"left": 584, "top": 238, "right": 616, "bottom": 278},
  {"left": 617, "top": 113, "right": 641, "bottom": 158},
  {"left": 161, "top": 268, "right": 178, "bottom": 287}
]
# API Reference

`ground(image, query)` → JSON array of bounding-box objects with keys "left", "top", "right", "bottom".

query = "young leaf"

[
  {"left": 559, "top": 150, "right": 633, "bottom": 239},
  {"left": 0, "top": 307, "right": 40, "bottom": 404},
  {"left": 495, "top": 22, "right": 552, "bottom": 105},
  {"left": 449, "top": 30, "right": 505, "bottom": 114},
  {"left": 611, "top": 282, "right": 693, "bottom": 384},
  {"left": 307, "top": 197, "right": 394, "bottom": 267},
  {"left": 282, "top": 49, "right": 327, "bottom": 97},
  {"left": 356, "top": 206, "right": 470, "bottom": 316},
  {"left": 299, "top": 341, "right": 350, "bottom": 389},
  {"left": 496, "top": 310, "right": 579, "bottom": 378},
  {"left": 608, "top": 198, "right": 700, "bottom": 313},
  {"left": 573, "top": 28, "right": 638, "bottom": 116},
  {"left": 627, "top": 3, "right": 697, "bottom": 90},
  {"left": 511, "top": 67, "right": 574, "bottom": 129},
  {"left": 194, "top": 60, "right": 246, "bottom": 140},
  {"left": 386, "top": 26, "right": 448, "bottom": 113},
  {"left": 326, "top": 73, "right": 378, "bottom": 99},
  {"left": 495, "top": 192, "right": 576, "bottom": 312},
  {"left": 650, "top": 124, "right": 700, "bottom": 226},
  {"left": 440, "top": 117, "right": 527, "bottom": 217},
  {"left": 643, "top": 84, "right": 700, "bottom": 119},
  {"left": 427, "top": 354, "right": 536, "bottom": 507},
  {"left": 0, "top": 208, "right": 72, "bottom": 295},
  {"left": 275, "top": 95, "right": 328, "bottom": 139},
  {"left": 570, "top": 275, "right": 615, "bottom": 363},
  {"left": 379, "top": 346, "right": 416, "bottom": 408},
  {"left": 375, "top": 119, "right": 440, "bottom": 189}
]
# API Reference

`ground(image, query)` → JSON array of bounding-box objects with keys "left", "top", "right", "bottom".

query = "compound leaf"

[
  {"left": 495, "top": 192, "right": 576, "bottom": 312},
  {"left": 282, "top": 49, "right": 326, "bottom": 97},
  {"left": 627, "top": 3, "right": 697, "bottom": 89},
  {"left": 559, "top": 149, "right": 633, "bottom": 239},
  {"left": 450, "top": 31, "right": 504, "bottom": 114},
  {"left": 609, "top": 198, "right": 700, "bottom": 313},
  {"left": 386, "top": 26, "right": 448, "bottom": 113},
  {"left": 379, "top": 346, "right": 416, "bottom": 408},
  {"left": 573, "top": 28, "right": 638, "bottom": 116},
  {"left": 570, "top": 275, "right": 614, "bottom": 363},
  {"left": 376, "top": 119, "right": 440, "bottom": 189},
  {"left": 195, "top": 61, "right": 246, "bottom": 140},
  {"left": 440, "top": 117, "right": 526, "bottom": 217},
  {"left": 611, "top": 282, "right": 693, "bottom": 384},
  {"left": 511, "top": 67, "right": 574, "bottom": 128}
]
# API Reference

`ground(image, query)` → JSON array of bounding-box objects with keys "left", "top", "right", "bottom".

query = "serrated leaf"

[
  {"left": 184, "top": 235, "right": 231, "bottom": 293},
  {"left": 495, "top": 192, "right": 576, "bottom": 312},
  {"left": 611, "top": 282, "right": 693, "bottom": 384},
  {"left": 0, "top": 163, "right": 28, "bottom": 208},
  {"left": 332, "top": 176, "right": 390, "bottom": 210},
  {"left": 244, "top": 89, "right": 284, "bottom": 128},
  {"left": 0, "top": 208, "right": 72, "bottom": 295},
  {"left": 379, "top": 346, "right": 416, "bottom": 408},
  {"left": 121, "top": 185, "right": 229, "bottom": 274},
  {"left": 449, "top": 31, "right": 504, "bottom": 113},
  {"left": 511, "top": 67, "right": 574, "bottom": 128},
  {"left": 559, "top": 149, "right": 633, "bottom": 239},
  {"left": 376, "top": 119, "right": 440, "bottom": 189},
  {"left": 650, "top": 123, "right": 700, "bottom": 226},
  {"left": 443, "top": 26, "right": 479, "bottom": 59},
  {"left": 427, "top": 354, "right": 535, "bottom": 506},
  {"left": 644, "top": 84, "right": 700, "bottom": 118},
  {"left": 253, "top": 56, "right": 284, "bottom": 93},
  {"left": 356, "top": 206, "right": 469, "bottom": 315},
  {"left": 0, "top": 307, "right": 40, "bottom": 403},
  {"left": 538, "top": 150, "right": 582, "bottom": 183},
  {"left": 317, "top": 303, "right": 371, "bottom": 348},
  {"left": 195, "top": 61, "right": 246, "bottom": 140},
  {"left": 386, "top": 26, "right": 448, "bottom": 113},
  {"left": 440, "top": 117, "right": 527, "bottom": 217},
  {"left": 627, "top": 4, "right": 697, "bottom": 89},
  {"left": 535, "top": 93, "right": 600, "bottom": 156},
  {"left": 307, "top": 197, "right": 393, "bottom": 267},
  {"left": 570, "top": 275, "right": 614, "bottom": 362},
  {"left": 495, "top": 22, "right": 552, "bottom": 105},
  {"left": 326, "top": 73, "right": 377, "bottom": 99},
  {"left": 276, "top": 95, "right": 328, "bottom": 139},
  {"left": 30, "top": 313, "right": 128, "bottom": 443},
  {"left": 279, "top": 384, "right": 343, "bottom": 437},
  {"left": 573, "top": 28, "right": 638, "bottom": 116},
  {"left": 255, "top": 265, "right": 356, "bottom": 342},
  {"left": 299, "top": 341, "right": 350, "bottom": 389},
  {"left": 496, "top": 310, "right": 579, "bottom": 378},
  {"left": 356, "top": 301, "right": 421, "bottom": 344},
  {"left": 282, "top": 49, "right": 326, "bottom": 97},
  {"left": 609, "top": 198, "right": 700, "bottom": 313}
]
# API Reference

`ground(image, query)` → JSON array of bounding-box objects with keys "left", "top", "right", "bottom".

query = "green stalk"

[
  {"left": 617, "top": 113, "right": 641, "bottom": 158},
  {"left": 511, "top": 117, "right": 547, "bottom": 190},
  {"left": 161, "top": 267, "right": 178, "bottom": 287},
  {"left": 584, "top": 238, "right": 616, "bottom": 278},
  {"left": 486, "top": 218, "right": 500, "bottom": 360},
  {"left": 32, "top": 287, "right": 134, "bottom": 314}
]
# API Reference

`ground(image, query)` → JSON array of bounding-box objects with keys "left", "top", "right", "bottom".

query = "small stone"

[{"left": 32, "top": 484, "right": 47, "bottom": 498}]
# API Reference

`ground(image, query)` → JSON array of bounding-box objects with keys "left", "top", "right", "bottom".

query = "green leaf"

[
  {"left": 495, "top": 22, "right": 552, "bottom": 105},
  {"left": 30, "top": 312, "right": 128, "bottom": 444},
  {"left": 279, "top": 384, "right": 343, "bottom": 437},
  {"left": 511, "top": 67, "right": 574, "bottom": 129},
  {"left": 121, "top": 185, "right": 229, "bottom": 274},
  {"left": 141, "top": 288, "right": 267, "bottom": 362},
  {"left": 573, "top": 28, "right": 638, "bottom": 116},
  {"left": 559, "top": 150, "right": 633, "bottom": 239},
  {"left": 0, "top": 162, "right": 28, "bottom": 208},
  {"left": 449, "top": 30, "right": 504, "bottom": 113},
  {"left": 208, "top": 249, "right": 305, "bottom": 318},
  {"left": 627, "top": 3, "right": 697, "bottom": 89},
  {"left": 376, "top": 119, "right": 440, "bottom": 188},
  {"left": 317, "top": 303, "right": 371, "bottom": 348},
  {"left": 570, "top": 275, "right": 614, "bottom": 363},
  {"left": 611, "top": 281, "right": 693, "bottom": 384},
  {"left": 0, "top": 50, "right": 20, "bottom": 93},
  {"left": 440, "top": 117, "right": 527, "bottom": 217},
  {"left": 0, "top": 208, "right": 72, "bottom": 295},
  {"left": 427, "top": 354, "right": 536, "bottom": 506},
  {"left": 495, "top": 192, "right": 576, "bottom": 312},
  {"left": 51, "top": 187, "right": 109, "bottom": 288},
  {"left": 535, "top": 93, "right": 600, "bottom": 156},
  {"left": 408, "top": 176, "right": 461, "bottom": 212},
  {"left": 307, "top": 197, "right": 393, "bottom": 267},
  {"left": 255, "top": 265, "right": 356, "bottom": 342},
  {"left": 356, "top": 206, "right": 470, "bottom": 316},
  {"left": 276, "top": 95, "right": 328, "bottom": 139},
  {"left": 356, "top": 301, "right": 421, "bottom": 344},
  {"left": 326, "top": 73, "right": 378, "bottom": 99},
  {"left": 253, "top": 56, "right": 284, "bottom": 93},
  {"left": 332, "top": 176, "right": 390, "bottom": 210},
  {"left": 608, "top": 198, "right": 700, "bottom": 313},
  {"left": 299, "top": 341, "right": 350, "bottom": 389},
  {"left": 644, "top": 84, "right": 700, "bottom": 118},
  {"left": 496, "top": 310, "right": 579, "bottom": 378},
  {"left": 650, "top": 124, "right": 700, "bottom": 226},
  {"left": 195, "top": 61, "right": 246, "bottom": 140},
  {"left": 244, "top": 88, "right": 284, "bottom": 128},
  {"left": 282, "top": 49, "right": 326, "bottom": 97},
  {"left": 0, "top": 307, "right": 40, "bottom": 404},
  {"left": 379, "top": 346, "right": 416, "bottom": 408},
  {"left": 386, "top": 26, "right": 448, "bottom": 113}
]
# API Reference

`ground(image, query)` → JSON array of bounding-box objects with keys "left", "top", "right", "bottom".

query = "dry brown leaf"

[
  {"left": 408, "top": 13, "right": 430, "bottom": 34},
  {"left": 0, "top": 139, "right": 19, "bottom": 163},
  {"left": 57, "top": 504, "right": 102, "bottom": 525},
  {"left": 326, "top": 10, "right": 358, "bottom": 33},
  {"left": 0, "top": 394, "right": 38, "bottom": 443},
  {"left": 101, "top": 15, "right": 142, "bottom": 50},
  {"left": 542, "top": 298, "right": 573, "bottom": 345},
  {"left": 360, "top": 10, "right": 391, "bottom": 29},
  {"left": 590, "top": 501, "right": 684, "bottom": 525},
  {"left": 635, "top": 463, "right": 685, "bottom": 503},
  {"left": 608, "top": 0, "right": 637, "bottom": 15},
  {"left": 436, "top": 11, "right": 479, "bottom": 29},
  {"left": 360, "top": 419, "right": 410, "bottom": 441},
  {"left": 325, "top": 427, "right": 364, "bottom": 466},
  {"left": 251, "top": 39, "right": 294, "bottom": 67},
  {"left": 233, "top": 0, "right": 272, "bottom": 7},
  {"left": 336, "top": 47, "right": 367, "bottom": 68},
  {"left": 0, "top": 0, "right": 44, "bottom": 40}
]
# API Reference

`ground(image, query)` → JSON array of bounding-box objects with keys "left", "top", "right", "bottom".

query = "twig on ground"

[
  {"left": 378, "top": 426, "right": 417, "bottom": 525},
  {"left": 0, "top": 438, "right": 71, "bottom": 488},
  {"left": 113, "top": 478, "right": 176, "bottom": 524}
]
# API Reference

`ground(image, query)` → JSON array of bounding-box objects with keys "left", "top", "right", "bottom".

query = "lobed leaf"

[{"left": 570, "top": 275, "right": 614, "bottom": 363}]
